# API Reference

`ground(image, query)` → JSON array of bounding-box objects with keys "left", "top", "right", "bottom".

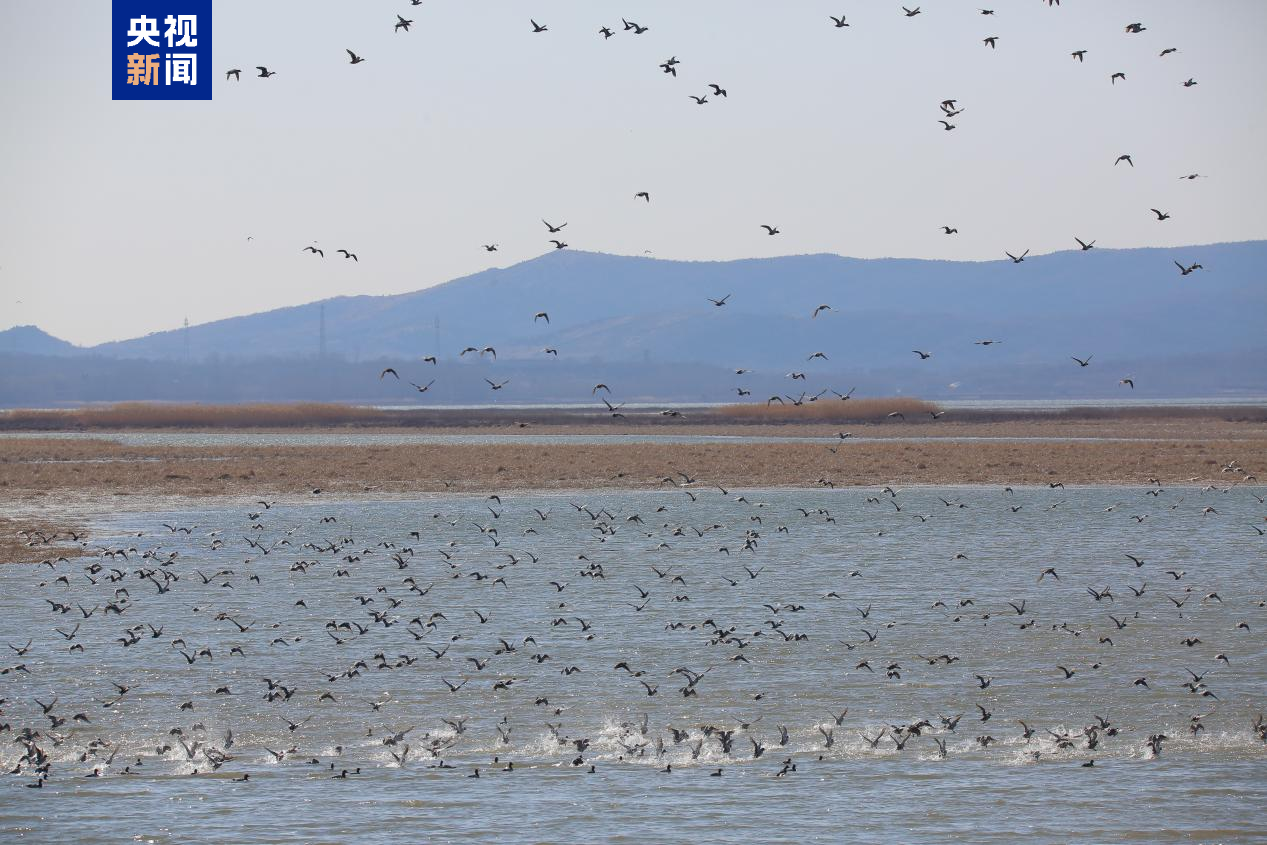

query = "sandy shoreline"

[
  {"left": 0, "top": 419, "right": 1261, "bottom": 498},
  {"left": 1, "top": 418, "right": 1262, "bottom": 557}
]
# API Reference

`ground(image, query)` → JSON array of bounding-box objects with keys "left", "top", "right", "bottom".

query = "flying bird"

[
  {"left": 346, "top": 49, "right": 366, "bottom": 65},
  {"left": 761, "top": 225, "right": 780, "bottom": 235},
  {"left": 225, "top": 69, "right": 241, "bottom": 81},
  {"left": 530, "top": 19, "right": 548, "bottom": 33},
  {"left": 1006, "top": 250, "right": 1029, "bottom": 263}
]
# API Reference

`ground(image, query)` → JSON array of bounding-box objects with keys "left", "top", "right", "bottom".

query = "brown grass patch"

[
  {"left": 712, "top": 397, "right": 939, "bottom": 423},
  {"left": 1, "top": 402, "right": 380, "bottom": 430},
  {"left": 0, "top": 517, "right": 87, "bottom": 564}
]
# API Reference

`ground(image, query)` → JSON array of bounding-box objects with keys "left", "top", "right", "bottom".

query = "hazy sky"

[{"left": 2, "top": 1, "right": 1266, "bottom": 346}]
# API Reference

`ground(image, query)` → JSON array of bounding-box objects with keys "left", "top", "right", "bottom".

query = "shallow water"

[{"left": 1, "top": 485, "right": 1265, "bottom": 843}]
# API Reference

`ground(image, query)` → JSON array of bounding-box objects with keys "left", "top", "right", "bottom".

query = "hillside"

[{"left": 2, "top": 242, "right": 1264, "bottom": 404}]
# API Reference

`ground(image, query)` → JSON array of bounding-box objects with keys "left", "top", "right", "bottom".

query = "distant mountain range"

[{"left": 3, "top": 242, "right": 1264, "bottom": 405}]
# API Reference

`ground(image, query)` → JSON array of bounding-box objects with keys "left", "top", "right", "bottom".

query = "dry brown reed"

[{"left": 711, "top": 397, "right": 939, "bottom": 423}]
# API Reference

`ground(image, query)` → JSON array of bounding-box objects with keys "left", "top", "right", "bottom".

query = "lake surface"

[{"left": 1, "top": 485, "right": 1264, "bottom": 843}]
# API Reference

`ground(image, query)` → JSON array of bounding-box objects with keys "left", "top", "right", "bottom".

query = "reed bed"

[
  {"left": 0, "top": 403, "right": 382, "bottom": 430},
  {"left": 711, "top": 397, "right": 939, "bottom": 423}
]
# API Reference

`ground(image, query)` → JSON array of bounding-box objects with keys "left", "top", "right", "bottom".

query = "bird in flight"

[
  {"left": 1074, "top": 237, "right": 1095, "bottom": 251},
  {"left": 411, "top": 380, "right": 435, "bottom": 393},
  {"left": 1174, "top": 261, "right": 1202, "bottom": 275},
  {"left": 1116, "top": 154, "right": 1134, "bottom": 167},
  {"left": 941, "top": 226, "right": 958, "bottom": 234},
  {"left": 534, "top": 312, "right": 550, "bottom": 323},
  {"left": 486, "top": 379, "right": 509, "bottom": 391},
  {"left": 1071, "top": 50, "right": 1086, "bottom": 62},
  {"left": 395, "top": 15, "right": 413, "bottom": 33},
  {"left": 1119, "top": 378, "right": 1135, "bottom": 389},
  {"left": 939, "top": 120, "right": 956, "bottom": 131},
  {"left": 543, "top": 219, "right": 567, "bottom": 233},
  {"left": 1183, "top": 78, "right": 1198, "bottom": 88},
  {"left": 760, "top": 225, "right": 780, "bottom": 236},
  {"left": 812, "top": 304, "right": 832, "bottom": 318},
  {"left": 225, "top": 69, "right": 241, "bottom": 81},
  {"left": 1111, "top": 72, "right": 1126, "bottom": 84},
  {"left": 1160, "top": 47, "right": 1178, "bottom": 57},
  {"left": 983, "top": 37, "right": 998, "bottom": 49},
  {"left": 482, "top": 244, "right": 498, "bottom": 252},
  {"left": 530, "top": 19, "right": 548, "bottom": 33},
  {"left": 830, "top": 15, "right": 849, "bottom": 28},
  {"left": 1125, "top": 22, "right": 1146, "bottom": 34},
  {"left": 902, "top": 7, "right": 922, "bottom": 17},
  {"left": 709, "top": 84, "right": 728, "bottom": 98},
  {"left": 689, "top": 95, "right": 709, "bottom": 105},
  {"left": 380, "top": 368, "right": 399, "bottom": 380},
  {"left": 302, "top": 246, "right": 324, "bottom": 258},
  {"left": 635, "top": 192, "right": 650, "bottom": 202},
  {"left": 346, "top": 49, "right": 366, "bottom": 65},
  {"left": 256, "top": 67, "right": 277, "bottom": 78},
  {"left": 549, "top": 240, "right": 568, "bottom": 250},
  {"left": 599, "top": 27, "right": 614, "bottom": 39},
  {"left": 1005, "top": 250, "right": 1029, "bottom": 263},
  {"left": 337, "top": 249, "right": 358, "bottom": 261},
  {"left": 1151, "top": 208, "right": 1171, "bottom": 221},
  {"left": 708, "top": 295, "right": 731, "bottom": 307},
  {"left": 913, "top": 350, "right": 932, "bottom": 360},
  {"left": 1070, "top": 355, "right": 1093, "bottom": 367}
]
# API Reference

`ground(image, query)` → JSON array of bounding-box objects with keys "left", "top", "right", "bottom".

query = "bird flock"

[
  {"left": 4, "top": 1, "right": 1256, "bottom": 801},
  {"left": 2, "top": 475, "right": 1264, "bottom": 788},
  {"left": 216, "top": 4, "right": 1213, "bottom": 410}
]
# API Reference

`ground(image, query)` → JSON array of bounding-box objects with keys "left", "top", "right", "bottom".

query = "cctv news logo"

[{"left": 112, "top": 2, "right": 212, "bottom": 100}]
